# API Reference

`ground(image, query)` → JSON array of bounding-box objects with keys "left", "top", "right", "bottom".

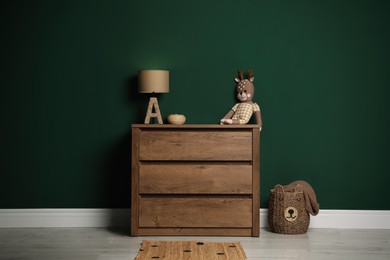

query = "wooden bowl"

[{"left": 167, "top": 114, "right": 186, "bottom": 125}]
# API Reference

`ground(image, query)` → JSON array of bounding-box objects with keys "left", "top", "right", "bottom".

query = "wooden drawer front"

[
  {"left": 139, "top": 164, "right": 252, "bottom": 194},
  {"left": 139, "top": 130, "right": 252, "bottom": 161},
  {"left": 139, "top": 197, "right": 252, "bottom": 228}
]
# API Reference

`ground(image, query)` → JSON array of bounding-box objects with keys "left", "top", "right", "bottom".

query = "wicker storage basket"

[{"left": 268, "top": 184, "right": 310, "bottom": 234}]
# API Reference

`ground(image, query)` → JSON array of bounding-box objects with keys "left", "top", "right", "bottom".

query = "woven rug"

[{"left": 135, "top": 240, "right": 247, "bottom": 259}]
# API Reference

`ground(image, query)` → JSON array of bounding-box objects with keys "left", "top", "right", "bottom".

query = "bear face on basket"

[{"left": 268, "top": 184, "right": 309, "bottom": 234}]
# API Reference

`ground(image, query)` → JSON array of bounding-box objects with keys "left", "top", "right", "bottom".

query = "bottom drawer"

[{"left": 139, "top": 196, "right": 252, "bottom": 228}]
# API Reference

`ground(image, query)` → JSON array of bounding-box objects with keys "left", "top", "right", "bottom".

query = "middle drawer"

[{"left": 139, "top": 163, "right": 252, "bottom": 194}]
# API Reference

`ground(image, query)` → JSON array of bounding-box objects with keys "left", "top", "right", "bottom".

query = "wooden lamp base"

[{"left": 144, "top": 97, "right": 163, "bottom": 124}]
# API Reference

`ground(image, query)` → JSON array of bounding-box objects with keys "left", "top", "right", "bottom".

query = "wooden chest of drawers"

[{"left": 131, "top": 124, "right": 260, "bottom": 236}]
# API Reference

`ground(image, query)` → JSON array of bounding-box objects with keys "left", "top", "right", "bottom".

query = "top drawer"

[{"left": 139, "top": 129, "right": 253, "bottom": 161}]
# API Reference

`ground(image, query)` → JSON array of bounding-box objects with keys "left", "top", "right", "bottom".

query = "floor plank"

[{"left": 0, "top": 228, "right": 389, "bottom": 259}]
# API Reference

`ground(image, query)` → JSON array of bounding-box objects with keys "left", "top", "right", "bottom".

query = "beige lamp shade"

[{"left": 138, "top": 70, "right": 169, "bottom": 93}]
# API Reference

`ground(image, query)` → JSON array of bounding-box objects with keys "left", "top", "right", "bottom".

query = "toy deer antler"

[
  {"left": 247, "top": 69, "right": 254, "bottom": 79},
  {"left": 238, "top": 69, "right": 244, "bottom": 80}
]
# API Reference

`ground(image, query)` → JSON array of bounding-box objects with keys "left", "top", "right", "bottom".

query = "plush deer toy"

[{"left": 220, "top": 69, "right": 262, "bottom": 130}]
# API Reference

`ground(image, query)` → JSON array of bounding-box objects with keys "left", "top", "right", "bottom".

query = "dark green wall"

[{"left": 1, "top": 0, "right": 389, "bottom": 209}]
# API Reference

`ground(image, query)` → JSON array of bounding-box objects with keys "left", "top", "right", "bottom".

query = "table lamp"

[{"left": 138, "top": 70, "right": 169, "bottom": 124}]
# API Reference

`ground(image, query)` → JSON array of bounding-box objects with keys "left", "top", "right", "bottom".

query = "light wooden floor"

[{"left": 0, "top": 228, "right": 389, "bottom": 260}]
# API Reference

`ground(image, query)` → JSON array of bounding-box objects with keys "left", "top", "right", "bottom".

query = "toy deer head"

[{"left": 235, "top": 69, "right": 255, "bottom": 102}]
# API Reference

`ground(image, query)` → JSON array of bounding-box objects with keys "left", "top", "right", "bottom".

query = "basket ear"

[
  {"left": 294, "top": 184, "right": 304, "bottom": 194},
  {"left": 274, "top": 184, "right": 284, "bottom": 199},
  {"left": 274, "top": 184, "right": 284, "bottom": 193}
]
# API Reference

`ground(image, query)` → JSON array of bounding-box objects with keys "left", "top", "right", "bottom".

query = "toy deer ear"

[
  {"left": 235, "top": 78, "right": 240, "bottom": 83},
  {"left": 249, "top": 77, "right": 254, "bottom": 83}
]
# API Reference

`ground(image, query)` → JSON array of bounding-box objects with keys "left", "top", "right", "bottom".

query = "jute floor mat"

[{"left": 135, "top": 240, "right": 247, "bottom": 259}]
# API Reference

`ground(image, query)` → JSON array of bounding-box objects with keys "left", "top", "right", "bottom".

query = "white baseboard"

[
  {"left": 1, "top": 208, "right": 389, "bottom": 229},
  {"left": 0, "top": 209, "right": 131, "bottom": 228},
  {"left": 261, "top": 209, "right": 390, "bottom": 229}
]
